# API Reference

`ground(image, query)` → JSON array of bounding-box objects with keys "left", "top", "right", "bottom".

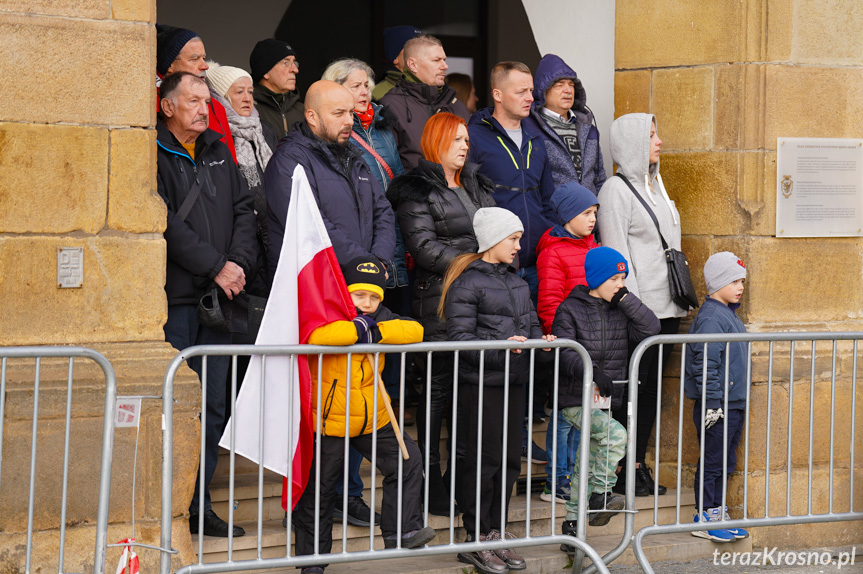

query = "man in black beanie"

[{"left": 250, "top": 38, "right": 304, "bottom": 140}]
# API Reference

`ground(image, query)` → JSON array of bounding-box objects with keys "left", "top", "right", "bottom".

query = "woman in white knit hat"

[{"left": 205, "top": 62, "right": 277, "bottom": 298}]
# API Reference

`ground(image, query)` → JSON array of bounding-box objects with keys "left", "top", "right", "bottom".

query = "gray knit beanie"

[
  {"left": 473, "top": 208, "right": 524, "bottom": 253},
  {"left": 703, "top": 251, "right": 747, "bottom": 294}
]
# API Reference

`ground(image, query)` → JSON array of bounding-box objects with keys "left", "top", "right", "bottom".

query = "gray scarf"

[{"left": 213, "top": 92, "right": 273, "bottom": 188}]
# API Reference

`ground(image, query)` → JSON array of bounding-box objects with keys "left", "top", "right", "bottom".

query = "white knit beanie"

[
  {"left": 473, "top": 207, "right": 524, "bottom": 253},
  {"left": 205, "top": 62, "right": 253, "bottom": 99},
  {"left": 703, "top": 251, "right": 747, "bottom": 294}
]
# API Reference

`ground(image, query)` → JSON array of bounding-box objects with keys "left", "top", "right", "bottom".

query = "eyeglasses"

[{"left": 280, "top": 58, "right": 299, "bottom": 71}]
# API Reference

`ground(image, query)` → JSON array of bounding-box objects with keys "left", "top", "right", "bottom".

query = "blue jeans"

[
  {"left": 334, "top": 447, "right": 365, "bottom": 498},
  {"left": 517, "top": 265, "right": 539, "bottom": 303},
  {"left": 164, "top": 304, "right": 232, "bottom": 511},
  {"left": 545, "top": 410, "right": 580, "bottom": 484},
  {"left": 692, "top": 403, "right": 745, "bottom": 509}
]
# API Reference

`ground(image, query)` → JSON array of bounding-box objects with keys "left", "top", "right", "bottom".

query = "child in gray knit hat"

[{"left": 683, "top": 251, "right": 750, "bottom": 543}]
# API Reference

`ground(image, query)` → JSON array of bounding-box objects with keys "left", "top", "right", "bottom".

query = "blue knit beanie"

[
  {"left": 551, "top": 181, "right": 599, "bottom": 225},
  {"left": 383, "top": 25, "right": 422, "bottom": 63},
  {"left": 584, "top": 246, "right": 628, "bottom": 289}
]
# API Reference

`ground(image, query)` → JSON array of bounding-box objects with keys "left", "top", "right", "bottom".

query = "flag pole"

[{"left": 367, "top": 354, "right": 409, "bottom": 460}]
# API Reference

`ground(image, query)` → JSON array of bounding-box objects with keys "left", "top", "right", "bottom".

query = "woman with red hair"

[{"left": 387, "top": 112, "right": 495, "bottom": 515}]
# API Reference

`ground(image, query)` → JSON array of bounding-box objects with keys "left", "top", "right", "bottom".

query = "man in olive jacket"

[{"left": 157, "top": 72, "right": 257, "bottom": 538}]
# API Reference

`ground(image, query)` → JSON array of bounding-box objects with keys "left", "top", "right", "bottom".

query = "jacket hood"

[
  {"left": 469, "top": 107, "right": 539, "bottom": 140},
  {"left": 610, "top": 113, "right": 658, "bottom": 182},
  {"left": 533, "top": 54, "right": 586, "bottom": 111},
  {"left": 386, "top": 159, "right": 484, "bottom": 207},
  {"left": 536, "top": 225, "right": 595, "bottom": 255}
]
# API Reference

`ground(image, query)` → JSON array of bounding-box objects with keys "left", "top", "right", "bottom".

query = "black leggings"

[{"left": 613, "top": 317, "right": 681, "bottom": 464}]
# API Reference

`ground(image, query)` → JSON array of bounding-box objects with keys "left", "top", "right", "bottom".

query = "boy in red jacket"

[{"left": 536, "top": 181, "right": 598, "bottom": 504}]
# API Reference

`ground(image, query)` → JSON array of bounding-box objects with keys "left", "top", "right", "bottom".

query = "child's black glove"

[
  {"left": 609, "top": 287, "right": 629, "bottom": 309},
  {"left": 594, "top": 369, "right": 614, "bottom": 398},
  {"left": 352, "top": 314, "right": 380, "bottom": 344}
]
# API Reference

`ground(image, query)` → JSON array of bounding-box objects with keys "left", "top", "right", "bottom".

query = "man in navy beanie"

[
  {"left": 372, "top": 25, "right": 422, "bottom": 101},
  {"left": 155, "top": 24, "right": 237, "bottom": 163}
]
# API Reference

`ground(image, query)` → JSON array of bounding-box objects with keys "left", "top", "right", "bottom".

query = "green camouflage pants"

[{"left": 561, "top": 406, "right": 627, "bottom": 519}]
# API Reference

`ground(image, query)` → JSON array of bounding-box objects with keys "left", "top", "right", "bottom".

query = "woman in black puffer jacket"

[
  {"left": 441, "top": 207, "right": 555, "bottom": 572},
  {"left": 386, "top": 112, "right": 494, "bottom": 513}
]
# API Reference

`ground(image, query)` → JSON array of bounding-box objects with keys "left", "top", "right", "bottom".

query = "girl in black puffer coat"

[
  {"left": 551, "top": 246, "right": 659, "bottom": 552},
  {"left": 441, "top": 207, "right": 556, "bottom": 574},
  {"left": 386, "top": 113, "right": 495, "bottom": 514}
]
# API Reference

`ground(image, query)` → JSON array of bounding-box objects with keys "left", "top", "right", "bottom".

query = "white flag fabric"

[{"left": 219, "top": 164, "right": 355, "bottom": 508}]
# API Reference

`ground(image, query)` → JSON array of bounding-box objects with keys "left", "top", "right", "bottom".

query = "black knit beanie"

[
  {"left": 343, "top": 257, "right": 386, "bottom": 300},
  {"left": 249, "top": 39, "right": 296, "bottom": 83},
  {"left": 156, "top": 24, "right": 199, "bottom": 76}
]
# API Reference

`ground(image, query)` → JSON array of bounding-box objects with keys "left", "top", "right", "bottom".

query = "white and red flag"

[{"left": 220, "top": 164, "right": 355, "bottom": 509}]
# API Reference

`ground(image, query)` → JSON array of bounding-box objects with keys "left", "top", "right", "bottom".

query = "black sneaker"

[
  {"left": 189, "top": 508, "right": 245, "bottom": 538},
  {"left": 383, "top": 526, "right": 436, "bottom": 549},
  {"left": 587, "top": 491, "right": 625, "bottom": 527},
  {"left": 334, "top": 495, "right": 381, "bottom": 526},
  {"left": 635, "top": 465, "right": 667, "bottom": 496},
  {"left": 560, "top": 519, "right": 578, "bottom": 556}
]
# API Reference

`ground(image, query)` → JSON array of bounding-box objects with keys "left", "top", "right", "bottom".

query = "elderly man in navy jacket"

[{"left": 157, "top": 72, "right": 257, "bottom": 538}]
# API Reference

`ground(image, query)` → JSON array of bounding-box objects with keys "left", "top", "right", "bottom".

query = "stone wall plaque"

[
  {"left": 776, "top": 138, "right": 863, "bottom": 237},
  {"left": 57, "top": 247, "right": 83, "bottom": 288}
]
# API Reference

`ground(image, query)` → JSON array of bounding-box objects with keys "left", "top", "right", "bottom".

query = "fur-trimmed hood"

[{"left": 387, "top": 159, "right": 493, "bottom": 208}]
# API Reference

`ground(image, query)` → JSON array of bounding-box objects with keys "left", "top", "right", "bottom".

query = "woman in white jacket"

[{"left": 597, "top": 113, "right": 686, "bottom": 497}]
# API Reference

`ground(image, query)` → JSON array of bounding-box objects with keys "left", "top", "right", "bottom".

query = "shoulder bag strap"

[
  {"left": 614, "top": 173, "right": 669, "bottom": 251},
  {"left": 350, "top": 131, "right": 394, "bottom": 180},
  {"left": 176, "top": 167, "right": 205, "bottom": 222}
]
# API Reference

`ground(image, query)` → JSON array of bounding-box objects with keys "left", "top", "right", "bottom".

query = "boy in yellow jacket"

[{"left": 293, "top": 257, "right": 434, "bottom": 574}]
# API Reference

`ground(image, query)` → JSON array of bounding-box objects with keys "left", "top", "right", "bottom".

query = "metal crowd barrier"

[
  {"left": 160, "top": 339, "right": 613, "bottom": 574},
  {"left": 0, "top": 346, "right": 117, "bottom": 574},
  {"left": 630, "top": 332, "right": 863, "bottom": 574}
]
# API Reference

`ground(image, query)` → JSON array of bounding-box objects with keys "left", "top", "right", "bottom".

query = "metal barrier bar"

[
  {"left": 0, "top": 346, "right": 117, "bottom": 574},
  {"left": 161, "top": 339, "right": 610, "bottom": 574},
  {"left": 629, "top": 332, "right": 863, "bottom": 574}
]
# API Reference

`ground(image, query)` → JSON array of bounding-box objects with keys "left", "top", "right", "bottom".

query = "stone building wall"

[
  {"left": 614, "top": 0, "right": 863, "bottom": 548},
  {"left": 0, "top": 1, "right": 199, "bottom": 570}
]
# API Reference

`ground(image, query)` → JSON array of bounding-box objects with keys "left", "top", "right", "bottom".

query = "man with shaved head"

[
  {"left": 264, "top": 80, "right": 396, "bottom": 280},
  {"left": 379, "top": 34, "right": 469, "bottom": 171},
  {"left": 264, "top": 86, "right": 432, "bottom": 569}
]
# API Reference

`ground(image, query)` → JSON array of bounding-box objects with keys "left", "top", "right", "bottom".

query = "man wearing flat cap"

[{"left": 250, "top": 38, "right": 304, "bottom": 140}]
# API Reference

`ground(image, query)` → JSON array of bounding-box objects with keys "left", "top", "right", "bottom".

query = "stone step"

[
  {"left": 196, "top": 489, "right": 712, "bottom": 560},
  {"left": 193, "top": 518, "right": 751, "bottom": 570}
]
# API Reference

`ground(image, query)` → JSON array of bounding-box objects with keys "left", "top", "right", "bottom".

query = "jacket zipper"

[
  {"left": 359, "top": 361, "right": 369, "bottom": 435},
  {"left": 321, "top": 378, "right": 339, "bottom": 434}
]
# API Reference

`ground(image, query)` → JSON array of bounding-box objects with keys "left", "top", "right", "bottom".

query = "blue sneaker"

[
  {"left": 691, "top": 510, "right": 735, "bottom": 542},
  {"left": 521, "top": 438, "right": 548, "bottom": 465},
  {"left": 721, "top": 506, "right": 749, "bottom": 539},
  {"left": 540, "top": 479, "right": 571, "bottom": 504}
]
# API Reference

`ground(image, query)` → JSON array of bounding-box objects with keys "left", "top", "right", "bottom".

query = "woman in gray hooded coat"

[{"left": 596, "top": 113, "right": 686, "bottom": 496}]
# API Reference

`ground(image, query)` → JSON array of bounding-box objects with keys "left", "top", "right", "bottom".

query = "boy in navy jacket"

[{"left": 684, "top": 251, "right": 750, "bottom": 543}]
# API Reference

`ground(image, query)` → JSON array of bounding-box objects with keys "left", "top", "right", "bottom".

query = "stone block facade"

[
  {"left": 0, "top": 1, "right": 198, "bottom": 570},
  {"left": 617, "top": 0, "right": 863, "bottom": 548}
]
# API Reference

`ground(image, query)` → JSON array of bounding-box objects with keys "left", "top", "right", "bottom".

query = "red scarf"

[{"left": 355, "top": 104, "right": 375, "bottom": 131}]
